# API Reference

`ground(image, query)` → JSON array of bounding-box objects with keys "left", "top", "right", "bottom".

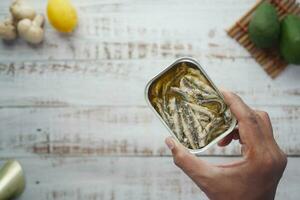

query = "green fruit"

[
  {"left": 280, "top": 14, "right": 300, "bottom": 64},
  {"left": 248, "top": 2, "right": 280, "bottom": 48}
]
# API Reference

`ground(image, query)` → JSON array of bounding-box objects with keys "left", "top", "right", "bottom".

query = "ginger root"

[
  {"left": 0, "top": 15, "right": 17, "bottom": 41},
  {"left": 17, "top": 14, "right": 44, "bottom": 44},
  {"left": 0, "top": 0, "right": 45, "bottom": 44},
  {"left": 10, "top": 0, "right": 36, "bottom": 21}
]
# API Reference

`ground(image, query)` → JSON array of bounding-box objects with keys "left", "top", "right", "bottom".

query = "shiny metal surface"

[{"left": 0, "top": 160, "right": 25, "bottom": 200}]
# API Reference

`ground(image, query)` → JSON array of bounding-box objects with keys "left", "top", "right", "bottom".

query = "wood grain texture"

[
  {"left": 0, "top": 0, "right": 255, "bottom": 61},
  {"left": 0, "top": 0, "right": 299, "bottom": 108},
  {"left": 0, "top": 60, "right": 299, "bottom": 107},
  {"left": 0, "top": 105, "right": 299, "bottom": 157},
  {"left": 0, "top": 157, "right": 299, "bottom": 200},
  {"left": 0, "top": 0, "right": 299, "bottom": 199}
]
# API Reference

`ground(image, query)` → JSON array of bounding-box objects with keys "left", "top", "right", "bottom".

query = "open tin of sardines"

[{"left": 145, "top": 57, "right": 237, "bottom": 154}]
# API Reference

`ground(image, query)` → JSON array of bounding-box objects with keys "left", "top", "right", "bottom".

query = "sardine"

[
  {"left": 205, "top": 120, "right": 223, "bottom": 144},
  {"left": 185, "top": 75, "right": 218, "bottom": 96},
  {"left": 210, "top": 124, "right": 230, "bottom": 138},
  {"left": 185, "top": 105, "right": 208, "bottom": 147},
  {"left": 182, "top": 103, "right": 205, "bottom": 135},
  {"left": 182, "top": 102, "right": 209, "bottom": 148},
  {"left": 187, "top": 67, "right": 210, "bottom": 85},
  {"left": 152, "top": 80, "right": 163, "bottom": 96},
  {"left": 152, "top": 98, "right": 171, "bottom": 126},
  {"left": 204, "top": 118, "right": 226, "bottom": 145},
  {"left": 200, "top": 98, "right": 226, "bottom": 114},
  {"left": 170, "top": 86, "right": 197, "bottom": 101},
  {"left": 162, "top": 69, "right": 185, "bottom": 110},
  {"left": 168, "top": 98, "right": 184, "bottom": 141},
  {"left": 181, "top": 77, "right": 218, "bottom": 99},
  {"left": 199, "top": 120, "right": 209, "bottom": 128},
  {"left": 223, "top": 107, "right": 232, "bottom": 123},
  {"left": 179, "top": 105, "right": 198, "bottom": 149},
  {"left": 172, "top": 85, "right": 225, "bottom": 114},
  {"left": 182, "top": 137, "right": 190, "bottom": 148},
  {"left": 204, "top": 117, "right": 223, "bottom": 135},
  {"left": 186, "top": 102, "right": 215, "bottom": 119},
  {"left": 194, "top": 113, "right": 210, "bottom": 122},
  {"left": 171, "top": 85, "right": 214, "bottom": 105}
]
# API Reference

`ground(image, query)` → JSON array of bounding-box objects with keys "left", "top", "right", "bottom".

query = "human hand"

[{"left": 165, "top": 91, "right": 287, "bottom": 200}]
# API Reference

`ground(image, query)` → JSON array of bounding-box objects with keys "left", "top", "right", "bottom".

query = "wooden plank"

[
  {"left": 0, "top": 157, "right": 298, "bottom": 200},
  {"left": 0, "top": 0, "right": 260, "bottom": 61},
  {"left": 0, "top": 60, "right": 299, "bottom": 107},
  {"left": 0, "top": 105, "right": 299, "bottom": 157},
  {"left": 0, "top": 0, "right": 298, "bottom": 198}
]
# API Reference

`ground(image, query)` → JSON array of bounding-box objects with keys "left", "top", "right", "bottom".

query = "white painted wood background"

[{"left": 0, "top": 0, "right": 299, "bottom": 199}]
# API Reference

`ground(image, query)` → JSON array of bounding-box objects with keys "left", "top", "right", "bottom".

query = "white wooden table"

[{"left": 0, "top": 0, "right": 299, "bottom": 199}]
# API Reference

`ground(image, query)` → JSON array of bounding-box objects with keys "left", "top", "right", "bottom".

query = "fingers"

[
  {"left": 221, "top": 90, "right": 261, "bottom": 145},
  {"left": 221, "top": 90, "right": 253, "bottom": 122},
  {"left": 218, "top": 128, "right": 240, "bottom": 147},
  {"left": 255, "top": 110, "right": 274, "bottom": 138},
  {"left": 218, "top": 133, "right": 233, "bottom": 146},
  {"left": 165, "top": 137, "right": 212, "bottom": 179},
  {"left": 233, "top": 132, "right": 240, "bottom": 140}
]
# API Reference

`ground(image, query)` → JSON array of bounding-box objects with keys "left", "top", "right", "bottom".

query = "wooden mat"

[{"left": 227, "top": 0, "right": 300, "bottom": 78}]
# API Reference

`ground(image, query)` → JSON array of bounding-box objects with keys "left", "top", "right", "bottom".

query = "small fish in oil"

[
  {"left": 168, "top": 97, "right": 184, "bottom": 141},
  {"left": 179, "top": 105, "right": 198, "bottom": 149},
  {"left": 152, "top": 97, "right": 171, "bottom": 126},
  {"left": 148, "top": 60, "right": 235, "bottom": 151},
  {"left": 184, "top": 75, "right": 218, "bottom": 96}
]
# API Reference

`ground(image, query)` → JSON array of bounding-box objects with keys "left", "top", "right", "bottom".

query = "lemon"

[{"left": 47, "top": 0, "right": 78, "bottom": 33}]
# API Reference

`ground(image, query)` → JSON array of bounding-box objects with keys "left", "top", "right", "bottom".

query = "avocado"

[
  {"left": 280, "top": 15, "right": 300, "bottom": 64},
  {"left": 248, "top": 2, "right": 280, "bottom": 48}
]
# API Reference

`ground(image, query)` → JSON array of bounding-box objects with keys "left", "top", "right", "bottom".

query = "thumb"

[{"left": 165, "top": 137, "right": 212, "bottom": 180}]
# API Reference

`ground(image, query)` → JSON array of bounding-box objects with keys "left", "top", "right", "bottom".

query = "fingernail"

[{"left": 165, "top": 137, "right": 175, "bottom": 150}]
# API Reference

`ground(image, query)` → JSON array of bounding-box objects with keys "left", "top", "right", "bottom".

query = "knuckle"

[
  {"left": 279, "top": 152, "right": 288, "bottom": 169},
  {"left": 231, "top": 92, "right": 242, "bottom": 101},
  {"left": 275, "top": 153, "right": 288, "bottom": 173},
  {"left": 225, "top": 90, "right": 234, "bottom": 96},
  {"left": 225, "top": 91, "right": 240, "bottom": 102},
  {"left": 258, "top": 111, "right": 270, "bottom": 120},
  {"left": 263, "top": 154, "right": 275, "bottom": 168},
  {"left": 173, "top": 152, "right": 186, "bottom": 167},
  {"left": 261, "top": 111, "right": 269, "bottom": 118},
  {"left": 262, "top": 151, "right": 288, "bottom": 174},
  {"left": 246, "top": 111, "right": 259, "bottom": 124}
]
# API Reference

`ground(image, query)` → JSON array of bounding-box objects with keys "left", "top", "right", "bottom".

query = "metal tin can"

[
  {"left": 145, "top": 57, "right": 237, "bottom": 154},
  {"left": 0, "top": 160, "right": 25, "bottom": 199}
]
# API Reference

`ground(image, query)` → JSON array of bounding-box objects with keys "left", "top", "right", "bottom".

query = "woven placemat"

[{"left": 227, "top": 0, "right": 300, "bottom": 78}]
